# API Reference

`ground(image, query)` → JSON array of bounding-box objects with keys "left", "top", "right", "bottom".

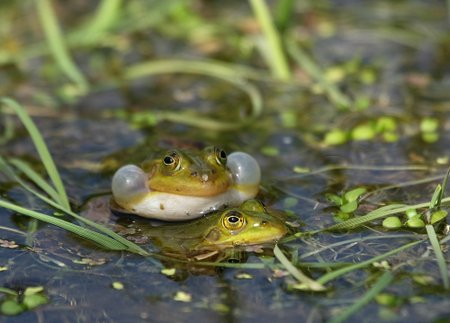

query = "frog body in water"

[
  {"left": 123, "top": 199, "right": 288, "bottom": 260},
  {"left": 111, "top": 146, "right": 261, "bottom": 221}
]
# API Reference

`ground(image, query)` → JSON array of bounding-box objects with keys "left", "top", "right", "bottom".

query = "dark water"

[{"left": 1, "top": 0, "right": 450, "bottom": 322}]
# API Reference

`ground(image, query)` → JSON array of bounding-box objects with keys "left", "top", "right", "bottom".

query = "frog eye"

[
  {"left": 214, "top": 147, "right": 227, "bottom": 166},
  {"left": 222, "top": 210, "right": 246, "bottom": 231},
  {"left": 163, "top": 156, "right": 175, "bottom": 165},
  {"left": 162, "top": 151, "right": 181, "bottom": 171}
]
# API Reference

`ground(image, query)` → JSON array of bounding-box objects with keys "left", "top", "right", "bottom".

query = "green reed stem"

[
  {"left": 274, "top": 245, "right": 326, "bottom": 291},
  {"left": 1, "top": 98, "right": 70, "bottom": 210},
  {"left": 36, "top": 0, "right": 89, "bottom": 93},
  {"left": 84, "top": 0, "right": 122, "bottom": 36},
  {"left": 425, "top": 224, "right": 449, "bottom": 289},
  {"left": 249, "top": 0, "right": 291, "bottom": 80},
  {"left": 124, "top": 59, "right": 263, "bottom": 130},
  {"left": 286, "top": 37, "right": 351, "bottom": 109},
  {"left": 329, "top": 271, "right": 394, "bottom": 323},
  {"left": 316, "top": 240, "right": 422, "bottom": 285}
]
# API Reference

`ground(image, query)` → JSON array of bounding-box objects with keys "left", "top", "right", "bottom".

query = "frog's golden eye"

[
  {"left": 222, "top": 210, "right": 246, "bottom": 231},
  {"left": 163, "top": 156, "right": 174, "bottom": 165},
  {"left": 163, "top": 152, "right": 181, "bottom": 171},
  {"left": 214, "top": 147, "right": 227, "bottom": 166}
]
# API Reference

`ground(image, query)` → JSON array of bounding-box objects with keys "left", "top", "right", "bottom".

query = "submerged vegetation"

[{"left": 1, "top": 0, "right": 450, "bottom": 321}]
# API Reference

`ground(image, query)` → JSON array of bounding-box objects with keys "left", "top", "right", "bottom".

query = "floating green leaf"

[
  {"left": 340, "top": 200, "right": 358, "bottom": 213},
  {"left": 351, "top": 123, "right": 376, "bottom": 141},
  {"left": 344, "top": 187, "right": 367, "bottom": 202},
  {"left": 382, "top": 216, "right": 402, "bottom": 229},
  {"left": 323, "top": 129, "right": 348, "bottom": 145},
  {"left": 326, "top": 193, "right": 343, "bottom": 206},
  {"left": 406, "top": 218, "right": 425, "bottom": 228},
  {"left": 405, "top": 209, "right": 418, "bottom": 219},
  {"left": 430, "top": 210, "right": 448, "bottom": 224},
  {"left": 0, "top": 300, "right": 24, "bottom": 316}
]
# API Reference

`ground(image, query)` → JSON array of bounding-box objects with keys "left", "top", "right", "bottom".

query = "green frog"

[
  {"left": 123, "top": 199, "right": 288, "bottom": 260},
  {"left": 111, "top": 146, "right": 261, "bottom": 221}
]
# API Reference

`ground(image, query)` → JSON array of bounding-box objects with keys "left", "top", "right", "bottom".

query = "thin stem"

[
  {"left": 249, "top": 0, "right": 291, "bottom": 80},
  {"left": 36, "top": 0, "right": 89, "bottom": 93}
]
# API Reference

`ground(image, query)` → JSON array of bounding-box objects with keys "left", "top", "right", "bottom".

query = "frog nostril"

[{"left": 191, "top": 171, "right": 198, "bottom": 177}]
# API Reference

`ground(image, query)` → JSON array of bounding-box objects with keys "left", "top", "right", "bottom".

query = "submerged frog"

[
  {"left": 124, "top": 199, "right": 288, "bottom": 260},
  {"left": 111, "top": 146, "right": 261, "bottom": 220}
]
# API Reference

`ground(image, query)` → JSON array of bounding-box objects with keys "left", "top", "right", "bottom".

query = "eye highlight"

[
  {"left": 214, "top": 147, "right": 227, "bottom": 166},
  {"left": 222, "top": 210, "right": 246, "bottom": 231},
  {"left": 162, "top": 151, "right": 181, "bottom": 171},
  {"left": 163, "top": 156, "right": 174, "bottom": 165}
]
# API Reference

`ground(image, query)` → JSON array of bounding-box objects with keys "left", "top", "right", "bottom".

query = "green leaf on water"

[
  {"left": 382, "top": 216, "right": 402, "bottom": 229},
  {"left": 323, "top": 129, "right": 348, "bottom": 145},
  {"left": 422, "top": 132, "right": 439, "bottom": 143},
  {"left": 24, "top": 286, "right": 44, "bottom": 296},
  {"left": 344, "top": 187, "right": 367, "bottom": 202},
  {"left": 351, "top": 123, "right": 376, "bottom": 141},
  {"left": 340, "top": 200, "right": 358, "bottom": 213},
  {"left": 420, "top": 117, "right": 438, "bottom": 133},
  {"left": 22, "top": 293, "right": 48, "bottom": 310},
  {"left": 326, "top": 193, "right": 343, "bottom": 206},
  {"left": 406, "top": 218, "right": 425, "bottom": 228},
  {"left": 405, "top": 209, "right": 418, "bottom": 219},
  {"left": 261, "top": 146, "right": 279, "bottom": 156},
  {"left": 0, "top": 300, "right": 24, "bottom": 316},
  {"left": 376, "top": 116, "right": 397, "bottom": 133},
  {"left": 430, "top": 210, "right": 448, "bottom": 224}
]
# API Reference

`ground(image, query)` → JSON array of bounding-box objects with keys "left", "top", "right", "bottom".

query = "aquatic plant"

[{"left": 0, "top": 98, "right": 148, "bottom": 256}]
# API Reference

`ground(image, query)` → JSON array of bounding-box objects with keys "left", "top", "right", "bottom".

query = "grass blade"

[
  {"left": 249, "top": 0, "right": 291, "bottom": 80},
  {"left": 285, "top": 37, "right": 351, "bottom": 109},
  {"left": 0, "top": 156, "right": 65, "bottom": 211},
  {"left": 125, "top": 59, "right": 263, "bottom": 117},
  {"left": 429, "top": 184, "right": 442, "bottom": 210},
  {"left": 83, "top": 0, "right": 122, "bottom": 37},
  {"left": 64, "top": 208, "right": 149, "bottom": 256},
  {"left": 36, "top": 0, "right": 89, "bottom": 93},
  {"left": 1, "top": 98, "right": 70, "bottom": 210},
  {"left": 316, "top": 240, "right": 422, "bottom": 285},
  {"left": 0, "top": 199, "right": 126, "bottom": 251},
  {"left": 329, "top": 271, "right": 394, "bottom": 323},
  {"left": 325, "top": 196, "right": 450, "bottom": 231},
  {"left": 274, "top": 0, "right": 295, "bottom": 32},
  {"left": 274, "top": 244, "right": 326, "bottom": 291},
  {"left": 8, "top": 158, "right": 61, "bottom": 205},
  {"left": 0, "top": 287, "right": 17, "bottom": 296},
  {"left": 325, "top": 204, "right": 407, "bottom": 231},
  {"left": 0, "top": 161, "right": 148, "bottom": 255},
  {"left": 436, "top": 167, "right": 450, "bottom": 208},
  {"left": 425, "top": 224, "right": 449, "bottom": 289}
]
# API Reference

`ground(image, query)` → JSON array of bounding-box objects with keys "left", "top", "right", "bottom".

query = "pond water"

[{"left": 1, "top": 1, "right": 450, "bottom": 322}]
